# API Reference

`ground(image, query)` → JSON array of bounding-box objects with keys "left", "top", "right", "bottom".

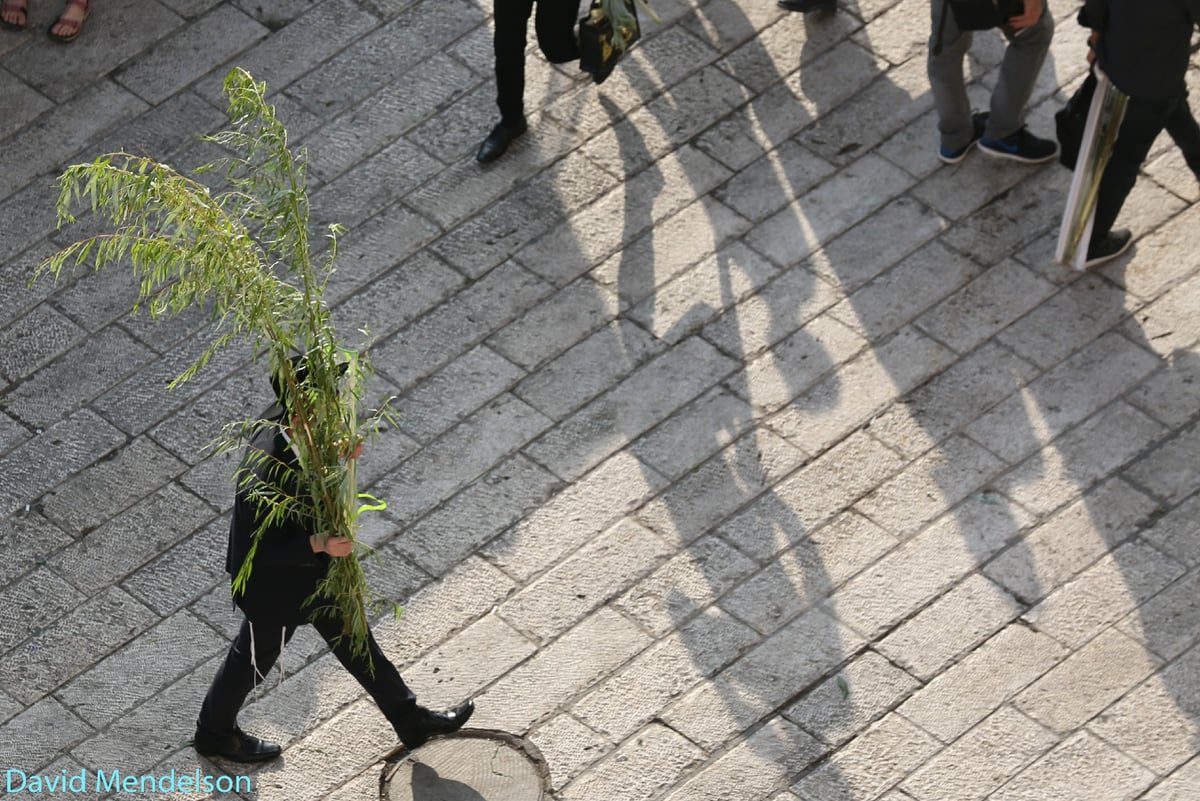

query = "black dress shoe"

[
  {"left": 778, "top": 0, "right": 836, "bottom": 11},
  {"left": 476, "top": 120, "right": 527, "bottom": 163},
  {"left": 193, "top": 725, "right": 282, "bottom": 763},
  {"left": 397, "top": 701, "right": 475, "bottom": 750}
]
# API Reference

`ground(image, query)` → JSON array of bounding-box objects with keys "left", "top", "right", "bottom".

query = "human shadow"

[
  {"left": 409, "top": 761, "right": 489, "bottom": 801},
  {"left": 1061, "top": 255, "right": 1200, "bottom": 788},
  {"left": 385, "top": 2, "right": 884, "bottom": 792},
  {"left": 595, "top": 0, "right": 1198, "bottom": 796},
  {"left": 594, "top": 0, "right": 940, "bottom": 795},
  {"left": 799, "top": 9, "right": 1200, "bottom": 792}
]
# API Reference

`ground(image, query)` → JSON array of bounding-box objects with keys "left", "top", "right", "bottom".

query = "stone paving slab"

[{"left": 1, "top": 1, "right": 1199, "bottom": 800}]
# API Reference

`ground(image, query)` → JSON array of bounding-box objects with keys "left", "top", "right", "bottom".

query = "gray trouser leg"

[
  {"left": 927, "top": 0, "right": 974, "bottom": 151},
  {"left": 927, "top": 0, "right": 1054, "bottom": 148},
  {"left": 989, "top": 7, "right": 1054, "bottom": 138}
]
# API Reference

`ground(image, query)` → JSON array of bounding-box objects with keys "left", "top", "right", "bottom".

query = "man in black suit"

[
  {"left": 193, "top": 366, "right": 473, "bottom": 762},
  {"left": 1079, "top": 0, "right": 1200, "bottom": 266},
  {"left": 477, "top": 0, "right": 581, "bottom": 163}
]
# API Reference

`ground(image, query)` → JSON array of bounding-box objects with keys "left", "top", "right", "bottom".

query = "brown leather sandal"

[
  {"left": 47, "top": 0, "right": 90, "bottom": 42},
  {"left": 0, "top": 0, "right": 28, "bottom": 31}
]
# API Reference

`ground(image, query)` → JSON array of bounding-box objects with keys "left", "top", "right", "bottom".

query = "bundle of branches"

[{"left": 36, "top": 67, "right": 392, "bottom": 663}]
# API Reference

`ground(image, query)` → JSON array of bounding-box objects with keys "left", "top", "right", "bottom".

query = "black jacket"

[
  {"left": 226, "top": 424, "right": 330, "bottom": 626},
  {"left": 1080, "top": 0, "right": 1200, "bottom": 100}
]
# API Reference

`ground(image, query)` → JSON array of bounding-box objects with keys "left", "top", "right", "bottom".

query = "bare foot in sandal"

[
  {"left": 48, "top": 0, "right": 90, "bottom": 42},
  {"left": 1, "top": 0, "right": 28, "bottom": 31}
]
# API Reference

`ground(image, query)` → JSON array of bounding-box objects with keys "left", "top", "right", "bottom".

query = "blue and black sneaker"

[
  {"left": 938, "top": 112, "right": 989, "bottom": 165},
  {"left": 978, "top": 126, "right": 1059, "bottom": 163}
]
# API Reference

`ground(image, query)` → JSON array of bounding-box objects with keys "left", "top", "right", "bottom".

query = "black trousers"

[
  {"left": 198, "top": 616, "right": 417, "bottom": 736},
  {"left": 1092, "top": 86, "right": 1200, "bottom": 241},
  {"left": 494, "top": 0, "right": 581, "bottom": 126}
]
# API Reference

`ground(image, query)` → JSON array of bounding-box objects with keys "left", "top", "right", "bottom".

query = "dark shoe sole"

[{"left": 978, "top": 140, "right": 1058, "bottom": 164}]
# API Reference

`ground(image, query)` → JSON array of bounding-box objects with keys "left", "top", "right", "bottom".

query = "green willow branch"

[{"left": 34, "top": 67, "right": 395, "bottom": 665}]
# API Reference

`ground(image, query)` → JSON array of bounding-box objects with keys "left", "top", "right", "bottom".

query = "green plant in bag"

[
  {"left": 580, "top": 0, "right": 661, "bottom": 84},
  {"left": 598, "top": 0, "right": 659, "bottom": 53}
]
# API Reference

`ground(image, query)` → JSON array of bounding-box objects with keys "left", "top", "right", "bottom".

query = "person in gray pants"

[{"left": 928, "top": 0, "right": 1059, "bottom": 164}]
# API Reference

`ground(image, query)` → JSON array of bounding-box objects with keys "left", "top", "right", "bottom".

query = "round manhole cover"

[{"left": 381, "top": 730, "right": 550, "bottom": 801}]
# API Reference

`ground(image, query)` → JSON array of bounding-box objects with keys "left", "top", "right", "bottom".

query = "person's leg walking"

[
  {"left": 311, "top": 616, "right": 417, "bottom": 730},
  {"left": 494, "top": 0, "right": 537, "bottom": 127},
  {"left": 1092, "top": 94, "right": 1172, "bottom": 241},
  {"left": 194, "top": 620, "right": 295, "bottom": 762},
  {"left": 1164, "top": 90, "right": 1200, "bottom": 178},
  {"left": 310, "top": 616, "right": 474, "bottom": 748},
  {"left": 987, "top": 8, "right": 1052, "bottom": 139},
  {"left": 928, "top": 0, "right": 976, "bottom": 152},
  {"left": 198, "top": 620, "right": 295, "bottom": 735},
  {"left": 480, "top": 0, "right": 537, "bottom": 161}
]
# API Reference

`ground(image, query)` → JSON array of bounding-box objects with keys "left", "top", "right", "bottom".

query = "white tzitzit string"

[
  {"left": 278, "top": 626, "right": 286, "bottom": 685},
  {"left": 247, "top": 622, "right": 289, "bottom": 703},
  {"left": 249, "top": 622, "right": 267, "bottom": 686},
  {"left": 248, "top": 621, "right": 265, "bottom": 705}
]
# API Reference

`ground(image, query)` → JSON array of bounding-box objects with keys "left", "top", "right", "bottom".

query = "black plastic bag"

[
  {"left": 933, "top": 0, "right": 1023, "bottom": 55},
  {"left": 947, "top": 0, "right": 1024, "bottom": 30},
  {"left": 579, "top": 0, "right": 640, "bottom": 85},
  {"left": 1055, "top": 71, "right": 1098, "bottom": 170}
]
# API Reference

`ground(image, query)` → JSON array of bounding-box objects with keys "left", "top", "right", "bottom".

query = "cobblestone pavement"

[{"left": 2, "top": 0, "right": 1199, "bottom": 799}]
